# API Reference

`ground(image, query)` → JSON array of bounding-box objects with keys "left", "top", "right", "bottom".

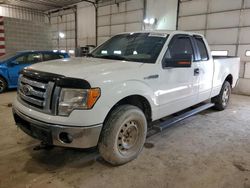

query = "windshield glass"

[
  {"left": 0, "top": 52, "right": 17, "bottom": 61},
  {"left": 91, "top": 33, "right": 168, "bottom": 63}
]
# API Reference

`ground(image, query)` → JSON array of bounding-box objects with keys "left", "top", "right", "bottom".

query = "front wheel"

[
  {"left": 212, "top": 81, "right": 231, "bottom": 111},
  {"left": 98, "top": 105, "right": 147, "bottom": 165}
]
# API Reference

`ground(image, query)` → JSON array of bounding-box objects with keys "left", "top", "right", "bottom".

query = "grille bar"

[
  {"left": 18, "top": 74, "right": 55, "bottom": 112},
  {"left": 19, "top": 82, "right": 45, "bottom": 98},
  {"left": 20, "top": 76, "right": 47, "bottom": 89},
  {"left": 19, "top": 92, "right": 44, "bottom": 107}
]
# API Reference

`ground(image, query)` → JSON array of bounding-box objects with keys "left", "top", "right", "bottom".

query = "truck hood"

[{"left": 28, "top": 57, "right": 143, "bottom": 80}]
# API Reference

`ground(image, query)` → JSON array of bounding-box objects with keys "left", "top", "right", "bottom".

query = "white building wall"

[
  {"left": 96, "top": 0, "right": 178, "bottom": 45},
  {"left": 77, "top": 2, "right": 96, "bottom": 47},
  {"left": 146, "top": 0, "right": 178, "bottom": 30},
  {"left": 46, "top": 0, "right": 179, "bottom": 52},
  {"left": 49, "top": 8, "right": 76, "bottom": 54},
  {"left": 97, "top": 0, "right": 144, "bottom": 45}
]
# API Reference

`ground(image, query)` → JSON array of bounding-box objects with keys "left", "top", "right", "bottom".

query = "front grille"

[
  {"left": 17, "top": 69, "right": 91, "bottom": 116},
  {"left": 18, "top": 74, "right": 55, "bottom": 113}
]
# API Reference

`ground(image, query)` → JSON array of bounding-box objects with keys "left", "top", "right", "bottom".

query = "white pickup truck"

[{"left": 13, "top": 31, "right": 240, "bottom": 165}]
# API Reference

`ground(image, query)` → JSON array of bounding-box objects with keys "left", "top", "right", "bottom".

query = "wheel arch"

[
  {"left": 224, "top": 74, "right": 233, "bottom": 86},
  {"left": 103, "top": 95, "right": 152, "bottom": 125}
]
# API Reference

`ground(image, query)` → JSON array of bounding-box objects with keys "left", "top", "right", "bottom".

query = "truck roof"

[{"left": 120, "top": 30, "right": 204, "bottom": 38}]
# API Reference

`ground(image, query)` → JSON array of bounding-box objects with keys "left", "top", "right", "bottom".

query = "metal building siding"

[
  {"left": 49, "top": 9, "right": 76, "bottom": 53},
  {"left": 97, "top": 0, "right": 144, "bottom": 45},
  {"left": 0, "top": 5, "right": 45, "bottom": 22}
]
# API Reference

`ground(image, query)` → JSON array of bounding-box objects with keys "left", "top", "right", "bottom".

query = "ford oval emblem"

[{"left": 21, "top": 85, "right": 33, "bottom": 96}]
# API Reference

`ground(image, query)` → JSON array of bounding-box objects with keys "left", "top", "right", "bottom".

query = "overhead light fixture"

[
  {"left": 60, "top": 50, "right": 66, "bottom": 53},
  {"left": 59, "top": 32, "right": 65, "bottom": 39},
  {"left": 149, "top": 18, "right": 156, "bottom": 25},
  {"left": 144, "top": 18, "right": 150, "bottom": 24},
  {"left": 69, "top": 50, "right": 75, "bottom": 54},
  {"left": 144, "top": 18, "right": 156, "bottom": 25},
  {"left": 246, "top": 50, "right": 250, "bottom": 57}
]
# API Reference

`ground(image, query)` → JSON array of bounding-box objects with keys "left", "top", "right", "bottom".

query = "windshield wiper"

[{"left": 95, "top": 55, "right": 128, "bottom": 61}]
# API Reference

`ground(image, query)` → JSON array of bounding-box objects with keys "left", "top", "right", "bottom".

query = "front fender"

[{"left": 99, "top": 80, "right": 159, "bottom": 121}]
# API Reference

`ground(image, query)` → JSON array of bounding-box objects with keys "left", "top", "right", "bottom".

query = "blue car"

[{"left": 0, "top": 50, "right": 69, "bottom": 93}]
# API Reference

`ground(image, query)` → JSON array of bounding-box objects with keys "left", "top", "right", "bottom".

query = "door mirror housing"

[{"left": 163, "top": 54, "right": 192, "bottom": 68}]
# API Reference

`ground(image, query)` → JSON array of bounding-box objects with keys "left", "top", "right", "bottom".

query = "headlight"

[{"left": 58, "top": 88, "right": 101, "bottom": 116}]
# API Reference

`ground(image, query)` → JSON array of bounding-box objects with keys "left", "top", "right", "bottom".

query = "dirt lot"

[{"left": 0, "top": 91, "right": 250, "bottom": 188}]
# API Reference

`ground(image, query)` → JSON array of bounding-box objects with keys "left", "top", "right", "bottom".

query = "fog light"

[{"left": 59, "top": 132, "right": 73, "bottom": 144}]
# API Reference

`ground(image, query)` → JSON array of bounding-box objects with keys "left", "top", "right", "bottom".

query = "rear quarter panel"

[{"left": 211, "top": 57, "right": 240, "bottom": 97}]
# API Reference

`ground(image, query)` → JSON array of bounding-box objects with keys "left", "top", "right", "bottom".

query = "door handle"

[
  {"left": 194, "top": 68, "right": 200, "bottom": 76},
  {"left": 144, "top": 74, "right": 159, "bottom": 80}
]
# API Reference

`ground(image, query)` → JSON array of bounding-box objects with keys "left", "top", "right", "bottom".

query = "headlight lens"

[{"left": 58, "top": 88, "right": 101, "bottom": 116}]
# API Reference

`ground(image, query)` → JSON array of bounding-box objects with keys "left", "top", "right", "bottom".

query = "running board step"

[{"left": 153, "top": 103, "right": 215, "bottom": 132}]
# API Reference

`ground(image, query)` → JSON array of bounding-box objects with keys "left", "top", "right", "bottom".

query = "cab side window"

[
  {"left": 195, "top": 37, "right": 209, "bottom": 61},
  {"left": 165, "top": 36, "right": 194, "bottom": 60}
]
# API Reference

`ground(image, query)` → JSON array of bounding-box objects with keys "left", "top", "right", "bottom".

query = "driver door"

[{"left": 157, "top": 34, "right": 200, "bottom": 118}]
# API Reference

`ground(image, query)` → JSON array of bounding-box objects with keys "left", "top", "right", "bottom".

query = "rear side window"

[
  {"left": 43, "top": 53, "right": 65, "bottom": 61},
  {"left": 195, "top": 37, "right": 209, "bottom": 61},
  {"left": 165, "top": 36, "right": 194, "bottom": 59}
]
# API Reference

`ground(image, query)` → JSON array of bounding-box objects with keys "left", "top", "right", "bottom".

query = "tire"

[
  {"left": 212, "top": 81, "right": 231, "bottom": 111},
  {"left": 98, "top": 105, "right": 147, "bottom": 166},
  {"left": 0, "top": 77, "right": 7, "bottom": 94}
]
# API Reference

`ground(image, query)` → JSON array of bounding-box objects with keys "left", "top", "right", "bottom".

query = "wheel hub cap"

[
  {"left": 118, "top": 121, "right": 139, "bottom": 153},
  {"left": 222, "top": 86, "right": 230, "bottom": 106}
]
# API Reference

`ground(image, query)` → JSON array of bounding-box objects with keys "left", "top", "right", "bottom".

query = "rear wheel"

[
  {"left": 0, "top": 77, "right": 7, "bottom": 93},
  {"left": 212, "top": 81, "right": 231, "bottom": 111},
  {"left": 98, "top": 105, "right": 147, "bottom": 165}
]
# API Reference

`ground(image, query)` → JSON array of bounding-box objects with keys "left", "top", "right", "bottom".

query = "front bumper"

[{"left": 13, "top": 107, "right": 103, "bottom": 148}]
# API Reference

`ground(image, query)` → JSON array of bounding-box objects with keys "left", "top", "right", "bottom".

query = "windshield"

[
  {"left": 91, "top": 33, "right": 168, "bottom": 63},
  {"left": 0, "top": 52, "right": 17, "bottom": 61}
]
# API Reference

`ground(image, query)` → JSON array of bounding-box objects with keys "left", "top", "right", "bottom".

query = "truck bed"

[{"left": 212, "top": 56, "right": 240, "bottom": 97}]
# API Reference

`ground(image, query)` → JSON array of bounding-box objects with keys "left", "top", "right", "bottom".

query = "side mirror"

[{"left": 163, "top": 54, "right": 192, "bottom": 68}]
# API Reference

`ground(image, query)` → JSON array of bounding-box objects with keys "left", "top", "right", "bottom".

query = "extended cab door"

[
  {"left": 192, "top": 35, "right": 214, "bottom": 102},
  {"left": 158, "top": 34, "right": 200, "bottom": 118}
]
